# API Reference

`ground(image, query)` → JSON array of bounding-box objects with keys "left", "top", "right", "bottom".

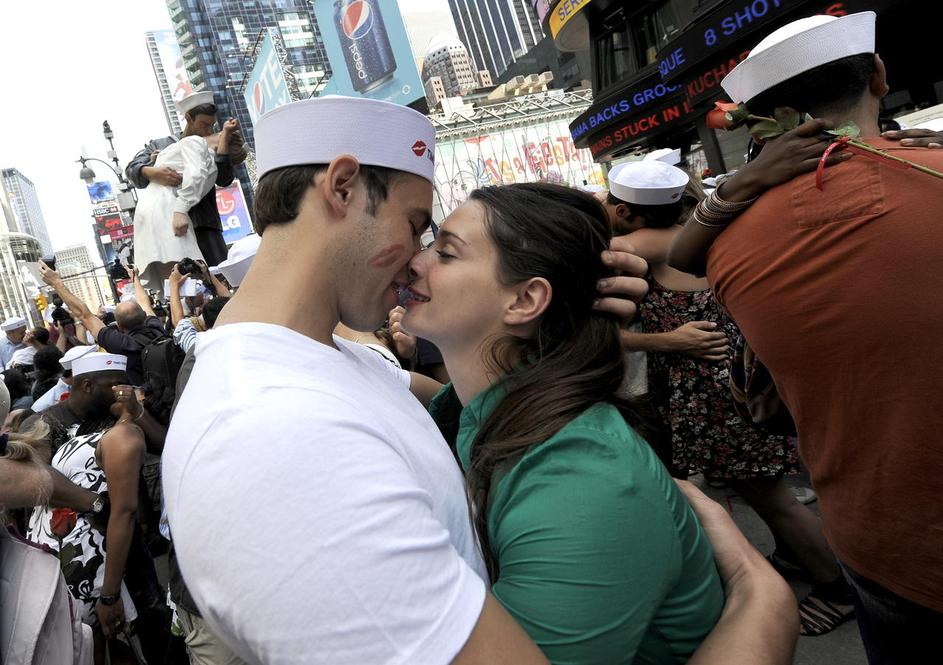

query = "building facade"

[
  {"left": 1, "top": 168, "right": 53, "bottom": 255},
  {"left": 544, "top": 0, "right": 941, "bottom": 170},
  {"left": 146, "top": 30, "right": 185, "bottom": 135},
  {"left": 166, "top": 0, "right": 332, "bottom": 149},
  {"left": 0, "top": 233, "right": 43, "bottom": 326},
  {"left": 448, "top": 0, "right": 544, "bottom": 81},
  {"left": 423, "top": 36, "right": 479, "bottom": 100},
  {"left": 55, "top": 244, "right": 107, "bottom": 313}
]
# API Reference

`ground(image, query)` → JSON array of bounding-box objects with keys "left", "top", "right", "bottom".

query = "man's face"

[
  {"left": 337, "top": 173, "right": 433, "bottom": 332},
  {"left": 5, "top": 326, "right": 26, "bottom": 344},
  {"left": 83, "top": 371, "right": 128, "bottom": 417},
  {"left": 188, "top": 112, "right": 216, "bottom": 138}
]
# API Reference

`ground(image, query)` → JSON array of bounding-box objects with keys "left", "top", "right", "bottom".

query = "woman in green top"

[{"left": 400, "top": 183, "right": 725, "bottom": 664}]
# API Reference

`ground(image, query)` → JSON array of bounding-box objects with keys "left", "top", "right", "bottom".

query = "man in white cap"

[
  {"left": 209, "top": 232, "right": 260, "bottom": 289},
  {"left": 163, "top": 95, "right": 800, "bottom": 665},
  {"left": 30, "top": 344, "right": 97, "bottom": 413},
  {"left": 701, "top": 11, "right": 943, "bottom": 659},
  {"left": 0, "top": 316, "right": 28, "bottom": 368},
  {"left": 126, "top": 91, "right": 245, "bottom": 266},
  {"left": 601, "top": 160, "right": 689, "bottom": 234}
]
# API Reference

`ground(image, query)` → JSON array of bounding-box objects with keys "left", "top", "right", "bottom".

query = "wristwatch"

[{"left": 99, "top": 593, "right": 120, "bottom": 606}]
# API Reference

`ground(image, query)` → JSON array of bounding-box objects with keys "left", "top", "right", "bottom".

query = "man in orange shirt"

[{"left": 704, "top": 11, "right": 943, "bottom": 665}]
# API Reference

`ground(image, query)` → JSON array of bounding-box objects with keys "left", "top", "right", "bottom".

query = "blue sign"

[
  {"left": 87, "top": 181, "right": 114, "bottom": 204},
  {"left": 216, "top": 180, "right": 253, "bottom": 244},
  {"left": 312, "top": 0, "right": 424, "bottom": 107},
  {"left": 243, "top": 29, "right": 293, "bottom": 127}
]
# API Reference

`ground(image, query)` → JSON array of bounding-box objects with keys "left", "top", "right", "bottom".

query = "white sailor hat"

[
  {"left": 722, "top": 12, "right": 876, "bottom": 104},
  {"left": 72, "top": 352, "right": 128, "bottom": 378},
  {"left": 1, "top": 316, "right": 27, "bottom": 332},
  {"left": 643, "top": 148, "right": 682, "bottom": 166},
  {"left": 578, "top": 184, "right": 606, "bottom": 194},
  {"left": 60, "top": 345, "right": 97, "bottom": 372},
  {"left": 176, "top": 91, "right": 216, "bottom": 115},
  {"left": 255, "top": 97, "right": 436, "bottom": 183},
  {"left": 608, "top": 161, "right": 689, "bottom": 206},
  {"left": 211, "top": 233, "right": 262, "bottom": 287}
]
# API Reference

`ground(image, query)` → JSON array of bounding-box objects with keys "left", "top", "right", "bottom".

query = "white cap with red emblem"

[{"left": 72, "top": 352, "right": 128, "bottom": 378}]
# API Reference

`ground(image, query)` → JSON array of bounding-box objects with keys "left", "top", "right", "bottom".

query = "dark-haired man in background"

[
  {"left": 126, "top": 91, "right": 244, "bottom": 266},
  {"left": 706, "top": 12, "right": 943, "bottom": 662}
]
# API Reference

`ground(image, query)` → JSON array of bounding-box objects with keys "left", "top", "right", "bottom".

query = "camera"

[
  {"left": 177, "top": 257, "right": 204, "bottom": 278},
  {"left": 41, "top": 254, "right": 56, "bottom": 271}
]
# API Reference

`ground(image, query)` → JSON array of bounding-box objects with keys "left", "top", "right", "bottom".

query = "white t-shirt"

[
  {"left": 32, "top": 378, "right": 69, "bottom": 412},
  {"left": 162, "top": 323, "right": 487, "bottom": 665}
]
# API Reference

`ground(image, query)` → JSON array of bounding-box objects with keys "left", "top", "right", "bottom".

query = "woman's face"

[{"left": 401, "top": 201, "right": 517, "bottom": 352}]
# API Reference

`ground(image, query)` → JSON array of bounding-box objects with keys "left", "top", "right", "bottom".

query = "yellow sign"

[{"left": 549, "top": 0, "right": 592, "bottom": 39}]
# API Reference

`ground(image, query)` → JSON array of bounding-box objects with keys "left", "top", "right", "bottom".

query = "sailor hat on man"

[
  {"left": 722, "top": 12, "right": 876, "bottom": 104},
  {"left": 608, "top": 161, "right": 689, "bottom": 206}
]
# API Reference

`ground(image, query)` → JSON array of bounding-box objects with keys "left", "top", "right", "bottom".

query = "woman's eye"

[{"left": 435, "top": 250, "right": 455, "bottom": 261}]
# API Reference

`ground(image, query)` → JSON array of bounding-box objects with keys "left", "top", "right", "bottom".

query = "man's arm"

[
  {"left": 112, "top": 385, "right": 166, "bottom": 454},
  {"left": 678, "top": 480, "right": 798, "bottom": 665},
  {"left": 168, "top": 265, "right": 187, "bottom": 327},
  {"left": 128, "top": 265, "right": 156, "bottom": 317},
  {"left": 452, "top": 594, "right": 549, "bottom": 664},
  {"left": 39, "top": 262, "right": 105, "bottom": 340},
  {"left": 126, "top": 138, "right": 182, "bottom": 189}
]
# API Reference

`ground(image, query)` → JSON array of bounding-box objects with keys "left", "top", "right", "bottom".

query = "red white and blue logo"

[
  {"left": 341, "top": 1, "right": 373, "bottom": 40},
  {"left": 252, "top": 82, "right": 266, "bottom": 118}
]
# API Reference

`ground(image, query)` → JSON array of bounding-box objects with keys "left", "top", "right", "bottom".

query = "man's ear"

[
  {"left": 322, "top": 155, "right": 361, "bottom": 218},
  {"left": 871, "top": 53, "right": 890, "bottom": 98},
  {"left": 503, "top": 277, "right": 552, "bottom": 327},
  {"left": 615, "top": 203, "right": 630, "bottom": 220}
]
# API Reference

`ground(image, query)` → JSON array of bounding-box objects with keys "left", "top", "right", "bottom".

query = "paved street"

[{"left": 696, "top": 475, "right": 866, "bottom": 665}]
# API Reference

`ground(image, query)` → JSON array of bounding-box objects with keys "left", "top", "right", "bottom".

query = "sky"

[{"left": 0, "top": 0, "right": 455, "bottom": 262}]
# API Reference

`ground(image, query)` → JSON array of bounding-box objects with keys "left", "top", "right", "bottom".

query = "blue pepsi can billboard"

[
  {"left": 335, "top": 0, "right": 396, "bottom": 93},
  {"left": 314, "top": 0, "right": 424, "bottom": 108}
]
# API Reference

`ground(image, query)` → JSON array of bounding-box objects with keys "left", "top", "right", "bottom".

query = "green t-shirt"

[{"left": 445, "top": 384, "right": 724, "bottom": 664}]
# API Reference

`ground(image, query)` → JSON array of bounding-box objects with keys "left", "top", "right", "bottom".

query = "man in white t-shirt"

[{"left": 163, "top": 97, "right": 799, "bottom": 665}]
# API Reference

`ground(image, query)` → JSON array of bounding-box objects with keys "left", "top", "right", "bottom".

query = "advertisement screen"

[
  {"left": 312, "top": 0, "right": 424, "bottom": 108},
  {"left": 243, "top": 29, "right": 294, "bottom": 127},
  {"left": 216, "top": 180, "right": 254, "bottom": 245},
  {"left": 152, "top": 29, "right": 195, "bottom": 125},
  {"left": 87, "top": 181, "right": 114, "bottom": 204}
]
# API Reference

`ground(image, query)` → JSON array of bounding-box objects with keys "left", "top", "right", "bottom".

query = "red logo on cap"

[
  {"left": 106, "top": 360, "right": 113, "bottom": 365},
  {"left": 412, "top": 140, "right": 427, "bottom": 157}
]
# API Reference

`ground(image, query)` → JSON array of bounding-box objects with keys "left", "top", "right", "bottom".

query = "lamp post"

[{"left": 76, "top": 120, "right": 138, "bottom": 214}]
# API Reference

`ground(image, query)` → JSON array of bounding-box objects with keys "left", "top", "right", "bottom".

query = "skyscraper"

[
  {"left": 146, "top": 30, "right": 185, "bottom": 135},
  {"left": 1, "top": 168, "right": 53, "bottom": 255},
  {"left": 166, "top": 0, "right": 332, "bottom": 148},
  {"left": 55, "top": 244, "right": 107, "bottom": 311},
  {"left": 448, "top": 0, "right": 543, "bottom": 81},
  {"left": 422, "top": 35, "right": 478, "bottom": 101}
]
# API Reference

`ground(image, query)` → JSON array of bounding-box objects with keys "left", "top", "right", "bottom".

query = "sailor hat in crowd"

[
  {"left": 578, "top": 183, "right": 606, "bottom": 194},
  {"left": 59, "top": 345, "right": 97, "bottom": 372},
  {"left": 72, "top": 352, "right": 128, "bottom": 378},
  {"left": 608, "top": 161, "right": 689, "bottom": 206},
  {"left": 1, "top": 316, "right": 27, "bottom": 332},
  {"left": 176, "top": 91, "right": 215, "bottom": 115},
  {"left": 722, "top": 12, "right": 876, "bottom": 104},
  {"left": 643, "top": 148, "right": 682, "bottom": 166},
  {"left": 211, "top": 233, "right": 261, "bottom": 287},
  {"left": 254, "top": 97, "right": 436, "bottom": 183}
]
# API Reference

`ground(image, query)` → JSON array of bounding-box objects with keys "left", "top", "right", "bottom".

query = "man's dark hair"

[
  {"left": 32, "top": 346, "right": 62, "bottom": 375},
  {"left": 3, "top": 368, "right": 31, "bottom": 401},
  {"left": 186, "top": 103, "right": 217, "bottom": 118},
  {"left": 606, "top": 192, "right": 683, "bottom": 229},
  {"left": 747, "top": 53, "right": 876, "bottom": 118},
  {"left": 30, "top": 327, "right": 50, "bottom": 345},
  {"left": 201, "top": 296, "right": 230, "bottom": 329},
  {"left": 253, "top": 164, "right": 402, "bottom": 235}
]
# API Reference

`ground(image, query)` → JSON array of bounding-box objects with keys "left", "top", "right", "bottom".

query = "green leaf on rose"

[
  {"left": 748, "top": 119, "right": 787, "bottom": 140},
  {"left": 826, "top": 121, "right": 861, "bottom": 138},
  {"left": 773, "top": 107, "right": 801, "bottom": 130},
  {"left": 725, "top": 104, "right": 751, "bottom": 124}
]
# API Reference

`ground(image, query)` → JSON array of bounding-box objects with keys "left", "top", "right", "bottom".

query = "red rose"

[
  {"left": 706, "top": 101, "right": 745, "bottom": 130},
  {"left": 51, "top": 508, "right": 77, "bottom": 539}
]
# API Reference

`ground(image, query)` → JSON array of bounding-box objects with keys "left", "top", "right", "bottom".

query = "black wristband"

[{"left": 99, "top": 593, "right": 120, "bottom": 606}]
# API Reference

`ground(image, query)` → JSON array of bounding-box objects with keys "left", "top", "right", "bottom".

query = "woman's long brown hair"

[{"left": 466, "top": 183, "right": 668, "bottom": 581}]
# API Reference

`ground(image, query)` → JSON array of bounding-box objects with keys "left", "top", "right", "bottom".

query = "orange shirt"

[{"left": 707, "top": 139, "right": 943, "bottom": 611}]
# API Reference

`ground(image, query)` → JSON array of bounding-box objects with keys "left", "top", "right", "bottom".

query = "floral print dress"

[{"left": 638, "top": 277, "right": 798, "bottom": 480}]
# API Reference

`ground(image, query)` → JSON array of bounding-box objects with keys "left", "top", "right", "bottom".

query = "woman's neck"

[{"left": 440, "top": 338, "right": 506, "bottom": 407}]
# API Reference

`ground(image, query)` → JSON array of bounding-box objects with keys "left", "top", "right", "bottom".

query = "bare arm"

[
  {"left": 622, "top": 322, "right": 729, "bottom": 361},
  {"left": 112, "top": 385, "right": 166, "bottom": 455},
  {"left": 168, "top": 265, "right": 187, "bottom": 327},
  {"left": 678, "top": 481, "right": 798, "bottom": 665},
  {"left": 452, "top": 593, "right": 549, "bottom": 664},
  {"left": 198, "top": 261, "right": 232, "bottom": 298},
  {"left": 409, "top": 372, "right": 444, "bottom": 409},
  {"left": 127, "top": 265, "right": 156, "bottom": 318},
  {"left": 39, "top": 262, "right": 106, "bottom": 340},
  {"left": 54, "top": 322, "right": 68, "bottom": 352},
  {"left": 620, "top": 227, "right": 676, "bottom": 265}
]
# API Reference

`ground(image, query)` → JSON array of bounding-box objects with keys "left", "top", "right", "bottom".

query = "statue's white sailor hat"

[
  {"left": 72, "top": 352, "right": 128, "bottom": 378},
  {"left": 1, "top": 316, "right": 27, "bottom": 332},
  {"left": 722, "top": 12, "right": 876, "bottom": 104},
  {"left": 176, "top": 91, "right": 215, "bottom": 115},
  {"left": 643, "top": 148, "right": 681, "bottom": 166},
  {"left": 254, "top": 96, "right": 436, "bottom": 183},
  {"left": 608, "top": 161, "right": 689, "bottom": 206}
]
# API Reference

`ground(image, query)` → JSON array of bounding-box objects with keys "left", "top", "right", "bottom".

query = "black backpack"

[{"left": 130, "top": 327, "right": 186, "bottom": 425}]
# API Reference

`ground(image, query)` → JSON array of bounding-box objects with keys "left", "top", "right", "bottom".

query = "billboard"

[
  {"left": 243, "top": 29, "right": 294, "bottom": 126},
  {"left": 433, "top": 120, "right": 606, "bottom": 219},
  {"left": 216, "top": 180, "right": 254, "bottom": 244},
  {"left": 312, "top": 0, "right": 424, "bottom": 108},
  {"left": 152, "top": 29, "right": 195, "bottom": 126},
  {"left": 87, "top": 181, "right": 114, "bottom": 204}
]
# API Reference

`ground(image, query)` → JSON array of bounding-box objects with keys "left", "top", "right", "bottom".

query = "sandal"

[{"left": 798, "top": 582, "right": 856, "bottom": 636}]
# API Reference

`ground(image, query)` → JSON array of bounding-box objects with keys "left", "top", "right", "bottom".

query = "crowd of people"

[{"left": 1, "top": 11, "right": 941, "bottom": 665}]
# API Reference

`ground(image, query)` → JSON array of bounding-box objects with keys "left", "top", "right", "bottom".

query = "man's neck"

[
  {"left": 819, "top": 105, "right": 881, "bottom": 138},
  {"left": 215, "top": 226, "right": 341, "bottom": 347}
]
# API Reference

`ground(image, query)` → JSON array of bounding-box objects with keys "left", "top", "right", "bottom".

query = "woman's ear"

[{"left": 504, "top": 277, "right": 552, "bottom": 327}]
